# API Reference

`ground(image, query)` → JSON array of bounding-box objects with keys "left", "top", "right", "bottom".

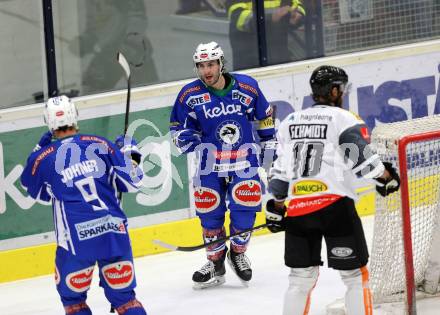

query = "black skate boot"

[
  {"left": 192, "top": 255, "right": 226, "bottom": 289},
  {"left": 227, "top": 250, "right": 252, "bottom": 284}
]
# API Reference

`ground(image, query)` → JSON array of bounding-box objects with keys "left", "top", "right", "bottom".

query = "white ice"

[{"left": 1, "top": 216, "right": 439, "bottom": 315}]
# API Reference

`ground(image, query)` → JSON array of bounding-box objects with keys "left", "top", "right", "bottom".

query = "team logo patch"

[
  {"left": 102, "top": 261, "right": 134, "bottom": 289},
  {"left": 194, "top": 187, "right": 220, "bottom": 213},
  {"left": 331, "top": 247, "right": 354, "bottom": 258},
  {"left": 186, "top": 93, "right": 211, "bottom": 108},
  {"left": 55, "top": 266, "right": 60, "bottom": 285},
  {"left": 66, "top": 266, "right": 94, "bottom": 292},
  {"left": 216, "top": 120, "right": 242, "bottom": 148},
  {"left": 293, "top": 180, "right": 328, "bottom": 195},
  {"left": 232, "top": 90, "right": 253, "bottom": 106},
  {"left": 232, "top": 180, "right": 262, "bottom": 207}
]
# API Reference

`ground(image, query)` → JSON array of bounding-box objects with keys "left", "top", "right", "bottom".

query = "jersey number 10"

[{"left": 292, "top": 142, "right": 324, "bottom": 178}]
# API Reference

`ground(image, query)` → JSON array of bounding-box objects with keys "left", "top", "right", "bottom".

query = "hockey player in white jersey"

[{"left": 264, "top": 65, "right": 400, "bottom": 315}]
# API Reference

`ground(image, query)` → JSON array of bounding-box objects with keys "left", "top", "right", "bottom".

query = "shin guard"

[
  {"left": 283, "top": 267, "right": 319, "bottom": 315},
  {"left": 229, "top": 226, "right": 251, "bottom": 254},
  {"left": 64, "top": 302, "right": 92, "bottom": 315},
  {"left": 115, "top": 299, "right": 146, "bottom": 315},
  {"left": 203, "top": 227, "right": 226, "bottom": 261},
  {"left": 340, "top": 267, "right": 372, "bottom": 315}
]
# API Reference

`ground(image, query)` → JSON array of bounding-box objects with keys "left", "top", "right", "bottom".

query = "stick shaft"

[{"left": 153, "top": 223, "right": 273, "bottom": 252}]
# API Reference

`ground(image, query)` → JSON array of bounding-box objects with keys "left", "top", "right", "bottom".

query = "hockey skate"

[
  {"left": 227, "top": 250, "right": 252, "bottom": 285},
  {"left": 192, "top": 258, "right": 226, "bottom": 290}
]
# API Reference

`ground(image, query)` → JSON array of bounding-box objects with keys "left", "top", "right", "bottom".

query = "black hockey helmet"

[{"left": 310, "top": 65, "right": 348, "bottom": 101}]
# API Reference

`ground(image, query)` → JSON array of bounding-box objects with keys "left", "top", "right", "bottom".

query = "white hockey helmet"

[
  {"left": 43, "top": 95, "right": 78, "bottom": 131},
  {"left": 193, "top": 41, "right": 225, "bottom": 73}
]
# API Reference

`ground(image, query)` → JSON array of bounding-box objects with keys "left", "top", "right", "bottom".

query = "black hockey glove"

[
  {"left": 375, "top": 162, "right": 400, "bottom": 197},
  {"left": 265, "top": 199, "right": 286, "bottom": 233},
  {"left": 115, "top": 135, "right": 142, "bottom": 165}
]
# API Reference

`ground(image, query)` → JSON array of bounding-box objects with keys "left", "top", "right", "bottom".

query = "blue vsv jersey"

[
  {"left": 21, "top": 134, "right": 143, "bottom": 260},
  {"left": 170, "top": 73, "right": 275, "bottom": 173}
]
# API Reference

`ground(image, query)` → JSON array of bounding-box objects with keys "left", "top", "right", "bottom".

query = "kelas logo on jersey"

[
  {"left": 66, "top": 266, "right": 95, "bottom": 292},
  {"left": 186, "top": 93, "right": 211, "bottom": 108},
  {"left": 202, "top": 102, "right": 242, "bottom": 119},
  {"left": 102, "top": 261, "right": 134, "bottom": 289},
  {"left": 194, "top": 187, "right": 220, "bottom": 213},
  {"left": 293, "top": 180, "right": 328, "bottom": 195},
  {"left": 289, "top": 124, "right": 327, "bottom": 139},
  {"left": 232, "top": 90, "right": 253, "bottom": 106},
  {"left": 232, "top": 180, "right": 262, "bottom": 207}
]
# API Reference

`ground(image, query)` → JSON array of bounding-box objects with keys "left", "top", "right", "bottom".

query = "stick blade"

[
  {"left": 152, "top": 239, "right": 178, "bottom": 251},
  {"left": 152, "top": 239, "right": 204, "bottom": 252},
  {"left": 117, "top": 52, "right": 131, "bottom": 79}
]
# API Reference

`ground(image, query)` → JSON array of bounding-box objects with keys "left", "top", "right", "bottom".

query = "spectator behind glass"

[
  {"left": 71, "top": 0, "right": 158, "bottom": 95},
  {"left": 226, "top": 0, "right": 305, "bottom": 70}
]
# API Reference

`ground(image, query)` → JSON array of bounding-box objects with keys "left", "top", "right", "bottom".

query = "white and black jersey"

[{"left": 269, "top": 104, "right": 384, "bottom": 216}]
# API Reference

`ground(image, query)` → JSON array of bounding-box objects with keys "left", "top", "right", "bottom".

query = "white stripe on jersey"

[
  {"left": 53, "top": 199, "right": 69, "bottom": 252},
  {"left": 352, "top": 154, "right": 384, "bottom": 179},
  {"left": 60, "top": 200, "right": 75, "bottom": 255}
]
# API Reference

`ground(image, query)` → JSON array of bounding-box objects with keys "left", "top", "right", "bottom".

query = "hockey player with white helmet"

[
  {"left": 170, "top": 42, "right": 277, "bottom": 289},
  {"left": 21, "top": 95, "right": 147, "bottom": 315},
  {"left": 265, "top": 65, "right": 400, "bottom": 314}
]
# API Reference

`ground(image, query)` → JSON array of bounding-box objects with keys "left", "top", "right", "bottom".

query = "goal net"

[{"left": 369, "top": 115, "right": 440, "bottom": 313}]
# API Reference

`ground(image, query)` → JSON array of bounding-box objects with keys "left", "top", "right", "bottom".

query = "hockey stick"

[
  {"left": 111, "top": 53, "right": 133, "bottom": 313},
  {"left": 152, "top": 223, "right": 274, "bottom": 252},
  {"left": 117, "top": 52, "right": 131, "bottom": 135},
  {"left": 152, "top": 186, "right": 376, "bottom": 253},
  {"left": 116, "top": 52, "right": 132, "bottom": 202}
]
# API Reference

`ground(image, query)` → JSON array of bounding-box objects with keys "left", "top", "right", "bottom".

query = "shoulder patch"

[
  {"left": 32, "top": 146, "right": 55, "bottom": 175},
  {"left": 238, "top": 82, "right": 258, "bottom": 96},
  {"left": 179, "top": 86, "right": 202, "bottom": 104},
  {"left": 80, "top": 136, "right": 114, "bottom": 154}
]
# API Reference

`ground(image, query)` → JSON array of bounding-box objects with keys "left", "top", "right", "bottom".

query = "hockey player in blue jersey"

[
  {"left": 169, "top": 42, "right": 277, "bottom": 289},
  {"left": 21, "top": 96, "right": 147, "bottom": 315}
]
